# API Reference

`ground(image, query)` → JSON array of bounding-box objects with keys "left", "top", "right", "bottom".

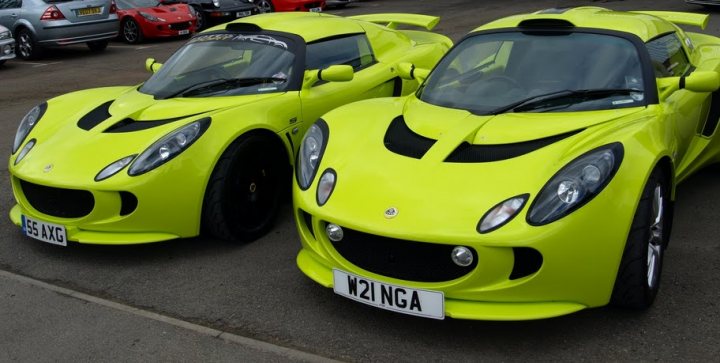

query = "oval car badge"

[
  {"left": 384, "top": 207, "right": 398, "bottom": 219},
  {"left": 43, "top": 164, "right": 53, "bottom": 173}
]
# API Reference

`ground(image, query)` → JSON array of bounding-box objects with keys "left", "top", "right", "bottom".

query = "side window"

[
  {"left": 646, "top": 33, "right": 691, "bottom": 77},
  {"left": 0, "top": 0, "right": 21, "bottom": 9},
  {"left": 305, "top": 34, "right": 375, "bottom": 71}
]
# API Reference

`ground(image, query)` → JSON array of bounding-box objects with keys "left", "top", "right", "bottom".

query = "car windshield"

[
  {"left": 418, "top": 31, "right": 645, "bottom": 114},
  {"left": 140, "top": 33, "right": 298, "bottom": 99}
]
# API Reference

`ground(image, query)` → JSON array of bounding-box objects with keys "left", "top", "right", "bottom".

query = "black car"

[{"left": 183, "top": 0, "right": 259, "bottom": 29}]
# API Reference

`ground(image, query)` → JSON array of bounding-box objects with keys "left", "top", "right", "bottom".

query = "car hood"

[
  {"left": 305, "top": 96, "right": 647, "bottom": 236},
  {"left": 11, "top": 86, "right": 282, "bottom": 185}
]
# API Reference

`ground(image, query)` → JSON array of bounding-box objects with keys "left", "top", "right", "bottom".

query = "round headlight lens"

[
  {"left": 326, "top": 223, "right": 344, "bottom": 242},
  {"left": 451, "top": 246, "right": 474, "bottom": 267}
]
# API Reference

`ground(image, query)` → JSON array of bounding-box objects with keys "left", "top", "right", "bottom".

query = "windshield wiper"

[
  {"left": 489, "top": 88, "right": 643, "bottom": 115},
  {"left": 163, "top": 77, "right": 286, "bottom": 99}
]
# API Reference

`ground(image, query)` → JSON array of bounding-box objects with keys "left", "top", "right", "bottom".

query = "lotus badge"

[{"left": 384, "top": 207, "right": 398, "bottom": 219}]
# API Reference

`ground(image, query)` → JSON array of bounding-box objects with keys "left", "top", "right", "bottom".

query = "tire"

[
  {"left": 194, "top": 7, "right": 207, "bottom": 30},
  {"left": 121, "top": 18, "right": 143, "bottom": 44},
  {"left": 202, "top": 135, "right": 287, "bottom": 242},
  {"left": 610, "top": 167, "right": 671, "bottom": 309},
  {"left": 87, "top": 40, "right": 109, "bottom": 52},
  {"left": 257, "top": 0, "right": 274, "bottom": 13},
  {"left": 16, "top": 28, "right": 42, "bottom": 60},
  {"left": 0, "top": 60, "right": 5, "bottom": 66}
]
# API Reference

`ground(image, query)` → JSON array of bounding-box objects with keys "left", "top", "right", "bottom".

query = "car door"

[
  {"left": 650, "top": 32, "right": 710, "bottom": 166},
  {"left": 0, "top": 0, "right": 22, "bottom": 29},
  {"left": 299, "top": 33, "right": 398, "bottom": 127}
]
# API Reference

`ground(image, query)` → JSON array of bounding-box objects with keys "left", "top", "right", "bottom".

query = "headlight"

[
  {"left": 96, "top": 155, "right": 136, "bottom": 181},
  {"left": 296, "top": 120, "right": 329, "bottom": 190},
  {"left": 13, "top": 103, "right": 47, "bottom": 154},
  {"left": 212, "top": 0, "right": 220, "bottom": 7},
  {"left": 139, "top": 12, "right": 163, "bottom": 22},
  {"left": 128, "top": 118, "right": 210, "bottom": 176},
  {"left": 0, "top": 30, "right": 10, "bottom": 40},
  {"left": 316, "top": 169, "right": 336, "bottom": 206},
  {"left": 527, "top": 143, "right": 623, "bottom": 225},
  {"left": 477, "top": 194, "right": 528, "bottom": 233},
  {"left": 14, "top": 139, "right": 36, "bottom": 165}
]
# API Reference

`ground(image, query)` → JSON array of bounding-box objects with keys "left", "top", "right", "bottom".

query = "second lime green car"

[
  {"left": 9, "top": 12, "right": 451, "bottom": 245},
  {"left": 294, "top": 7, "right": 720, "bottom": 320}
]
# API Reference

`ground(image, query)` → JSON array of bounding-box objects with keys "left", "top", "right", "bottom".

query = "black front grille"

[
  {"left": 330, "top": 226, "right": 477, "bottom": 282},
  {"left": 19, "top": 180, "right": 94, "bottom": 218},
  {"left": 169, "top": 22, "right": 191, "bottom": 30},
  {"left": 445, "top": 129, "right": 582, "bottom": 163}
]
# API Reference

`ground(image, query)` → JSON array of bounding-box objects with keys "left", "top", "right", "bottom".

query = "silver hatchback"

[
  {"left": 0, "top": 0, "right": 119, "bottom": 60},
  {"left": 0, "top": 24, "right": 14, "bottom": 65}
]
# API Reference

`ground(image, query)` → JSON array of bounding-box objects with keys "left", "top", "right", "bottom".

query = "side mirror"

[
  {"left": 657, "top": 71, "right": 720, "bottom": 99},
  {"left": 319, "top": 65, "right": 354, "bottom": 82},
  {"left": 396, "top": 62, "right": 430, "bottom": 82},
  {"left": 145, "top": 58, "right": 162, "bottom": 73}
]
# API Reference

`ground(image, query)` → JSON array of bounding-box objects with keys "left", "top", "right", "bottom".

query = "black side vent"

[
  {"left": 384, "top": 116, "right": 436, "bottom": 159},
  {"left": 299, "top": 209, "right": 315, "bottom": 239},
  {"left": 510, "top": 247, "right": 543, "bottom": 280},
  {"left": 702, "top": 89, "right": 720, "bottom": 137},
  {"left": 119, "top": 192, "right": 138, "bottom": 216},
  {"left": 518, "top": 19, "right": 575, "bottom": 28},
  {"left": 445, "top": 129, "right": 582, "bottom": 163},
  {"left": 77, "top": 101, "right": 113, "bottom": 131},
  {"left": 104, "top": 118, "right": 177, "bottom": 133}
]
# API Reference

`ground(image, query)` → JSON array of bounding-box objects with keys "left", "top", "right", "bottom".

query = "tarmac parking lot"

[{"left": 1, "top": 0, "right": 720, "bottom": 361}]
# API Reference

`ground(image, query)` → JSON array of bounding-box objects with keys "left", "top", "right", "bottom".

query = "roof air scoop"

[{"left": 518, "top": 19, "right": 575, "bottom": 29}]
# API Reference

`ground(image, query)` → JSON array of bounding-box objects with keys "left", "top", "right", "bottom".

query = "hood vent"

[
  {"left": 445, "top": 129, "right": 583, "bottom": 163},
  {"left": 384, "top": 116, "right": 436, "bottom": 159},
  {"left": 104, "top": 118, "right": 177, "bottom": 133},
  {"left": 77, "top": 101, "right": 113, "bottom": 131}
]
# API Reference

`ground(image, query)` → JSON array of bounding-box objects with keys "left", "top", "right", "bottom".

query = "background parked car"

[
  {"left": 0, "top": 0, "right": 119, "bottom": 60},
  {"left": 116, "top": 0, "right": 197, "bottom": 44},
  {"left": 0, "top": 24, "right": 15, "bottom": 65},
  {"left": 180, "top": 0, "right": 258, "bottom": 29},
  {"left": 325, "top": 0, "right": 351, "bottom": 8},
  {"left": 252, "top": 0, "right": 324, "bottom": 13}
]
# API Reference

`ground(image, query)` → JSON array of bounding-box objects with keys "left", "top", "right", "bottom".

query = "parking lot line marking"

[{"left": 0, "top": 269, "right": 340, "bottom": 363}]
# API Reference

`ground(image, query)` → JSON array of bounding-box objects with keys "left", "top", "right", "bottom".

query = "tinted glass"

[
  {"left": 306, "top": 34, "right": 375, "bottom": 70},
  {"left": 646, "top": 33, "right": 691, "bottom": 77}
]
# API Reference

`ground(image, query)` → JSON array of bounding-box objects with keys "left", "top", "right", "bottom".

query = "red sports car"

[
  {"left": 117, "top": 0, "right": 197, "bottom": 43},
  {"left": 253, "top": 0, "right": 324, "bottom": 13}
]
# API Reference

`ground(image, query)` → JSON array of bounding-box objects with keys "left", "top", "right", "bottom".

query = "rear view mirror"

[
  {"left": 396, "top": 62, "right": 430, "bottom": 82},
  {"left": 318, "top": 65, "right": 354, "bottom": 82},
  {"left": 145, "top": 58, "right": 162, "bottom": 73},
  {"left": 684, "top": 71, "right": 720, "bottom": 93}
]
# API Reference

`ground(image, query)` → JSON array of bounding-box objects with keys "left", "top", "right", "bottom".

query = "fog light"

[
  {"left": 451, "top": 246, "right": 473, "bottom": 267},
  {"left": 326, "top": 223, "right": 343, "bottom": 242}
]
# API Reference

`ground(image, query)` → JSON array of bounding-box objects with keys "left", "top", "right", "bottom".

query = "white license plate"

[
  {"left": 309, "top": 7, "right": 322, "bottom": 13},
  {"left": 236, "top": 11, "right": 251, "bottom": 17},
  {"left": 21, "top": 215, "right": 67, "bottom": 246},
  {"left": 178, "top": 29, "right": 189, "bottom": 35},
  {"left": 333, "top": 269, "right": 444, "bottom": 320}
]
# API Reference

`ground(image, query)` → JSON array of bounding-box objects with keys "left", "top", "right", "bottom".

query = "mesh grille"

[{"left": 330, "top": 225, "right": 477, "bottom": 282}]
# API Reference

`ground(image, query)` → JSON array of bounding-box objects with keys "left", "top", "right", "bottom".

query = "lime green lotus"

[
  {"left": 293, "top": 7, "right": 720, "bottom": 320},
  {"left": 8, "top": 12, "right": 452, "bottom": 246}
]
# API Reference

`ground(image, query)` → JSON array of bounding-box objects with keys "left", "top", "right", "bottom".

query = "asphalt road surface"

[{"left": 1, "top": 0, "right": 719, "bottom": 361}]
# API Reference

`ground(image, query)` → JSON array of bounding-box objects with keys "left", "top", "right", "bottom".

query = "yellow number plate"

[{"left": 77, "top": 7, "right": 101, "bottom": 16}]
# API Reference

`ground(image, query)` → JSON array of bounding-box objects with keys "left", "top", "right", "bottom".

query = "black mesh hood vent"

[
  {"left": 104, "top": 113, "right": 203, "bottom": 133},
  {"left": 445, "top": 129, "right": 583, "bottom": 163},
  {"left": 77, "top": 101, "right": 113, "bottom": 131},
  {"left": 384, "top": 116, "right": 436, "bottom": 159}
]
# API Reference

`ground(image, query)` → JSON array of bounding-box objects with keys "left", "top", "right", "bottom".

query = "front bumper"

[{"left": 0, "top": 38, "right": 15, "bottom": 61}]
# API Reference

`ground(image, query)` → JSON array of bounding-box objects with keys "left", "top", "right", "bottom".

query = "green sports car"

[
  {"left": 8, "top": 12, "right": 451, "bottom": 245},
  {"left": 293, "top": 7, "right": 720, "bottom": 320}
]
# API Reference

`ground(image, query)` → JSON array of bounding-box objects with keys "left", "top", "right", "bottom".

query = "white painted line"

[{"left": 0, "top": 269, "right": 340, "bottom": 363}]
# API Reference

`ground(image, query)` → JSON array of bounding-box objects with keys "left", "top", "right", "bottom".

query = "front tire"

[
  {"left": 121, "top": 18, "right": 143, "bottom": 44},
  {"left": 610, "top": 167, "right": 671, "bottom": 309},
  {"left": 257, "top": 0, "right": 274, "bottom": 13},
  {"left": 193, "top": 7, "right": 207, "bottom": 30},
  {"left": 16, "top": 28, "right": 42, "bottom": 60},
  {"left": 202, "top": 135, "right": 287, "bottom": 242}
]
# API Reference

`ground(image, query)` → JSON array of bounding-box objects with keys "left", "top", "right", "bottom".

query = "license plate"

[
  {"left": 178, "top": 29, "right": 189, "bottom": 35},
  {"left": 236, "top": 11, "right": 251, "bottom": 17},
  {"left": 309, "top": 7, "right": 322, "bottom": 13},
  {"left": 21, "top": 215, "right": 67, "bottom": 246},
  {"left": 333, "top": 269, "right": 444, "bottom": 319},
  {"left": 77, "top": 7, "right": 101, "bottom": 16}
]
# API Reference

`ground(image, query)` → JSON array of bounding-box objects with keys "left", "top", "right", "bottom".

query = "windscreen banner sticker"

[{"left": 190, "top": 33, "right": 288, "bottom": 49}]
